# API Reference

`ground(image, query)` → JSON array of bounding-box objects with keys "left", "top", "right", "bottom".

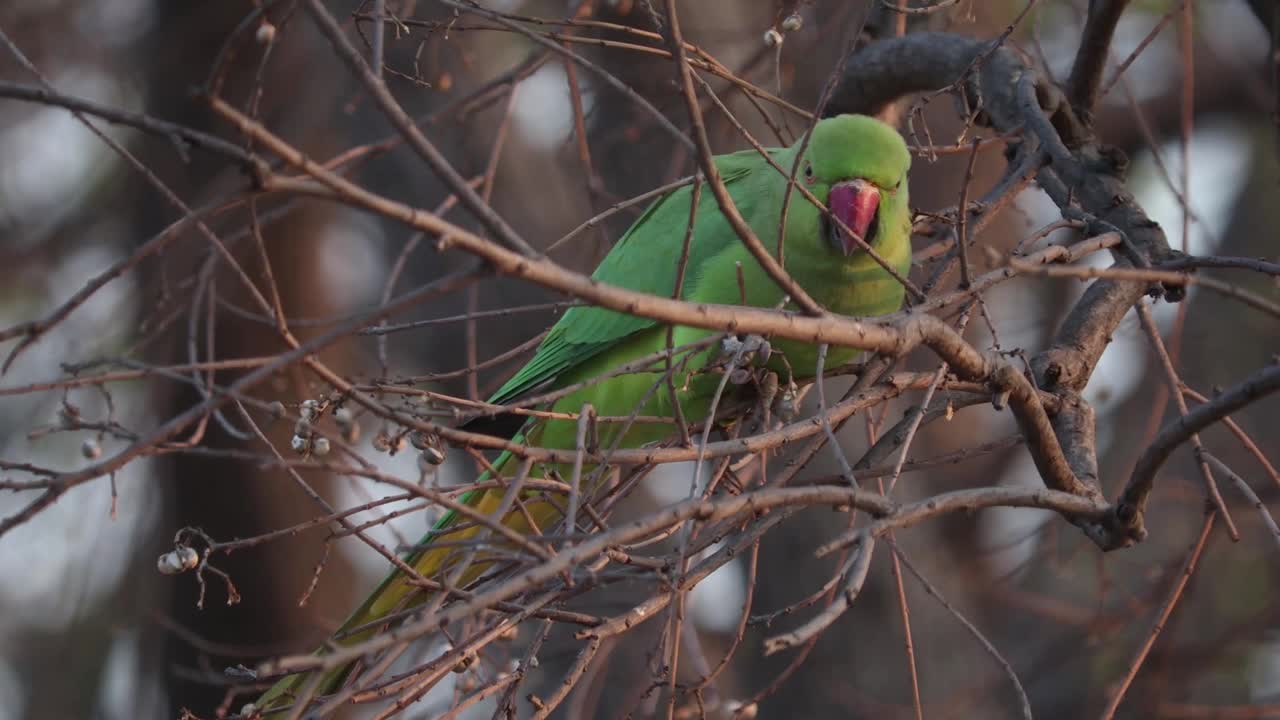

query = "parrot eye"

[{"left": 803, "top": 164, "right": 815, "bottom": 184}]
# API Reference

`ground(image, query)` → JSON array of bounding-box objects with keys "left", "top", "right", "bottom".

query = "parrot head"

[{"left": 800, "top": 114, "right": 911, "bottom": 257}]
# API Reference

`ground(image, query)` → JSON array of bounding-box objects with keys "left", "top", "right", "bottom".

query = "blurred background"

[{"left": 0, "top": 1, "right": 1276, "bottom": 718}]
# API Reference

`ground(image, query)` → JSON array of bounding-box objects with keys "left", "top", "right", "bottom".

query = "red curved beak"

[{"left": 827, "top": 179, "right": 880, "bottom": 256}]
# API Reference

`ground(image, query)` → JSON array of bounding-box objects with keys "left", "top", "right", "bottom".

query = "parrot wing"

[{"left": 486, "top": 149, "right": 780, "bottom": 407}]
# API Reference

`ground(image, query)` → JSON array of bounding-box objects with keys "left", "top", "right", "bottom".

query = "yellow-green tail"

[{"left": 254, "top": 439, "right": 569, "bottom": 713}]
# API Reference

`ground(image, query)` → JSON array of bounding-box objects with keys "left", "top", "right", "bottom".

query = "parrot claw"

[
  {"left": 717, "top": 334, "right": 772, "bottom": 372},
  {"left": 719, "top": 335, "right": 743, "bottom": 358}
]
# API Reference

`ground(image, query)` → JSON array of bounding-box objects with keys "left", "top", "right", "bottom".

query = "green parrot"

[{"left": 255, "top": 114, "right": 912, "bottom": 712}]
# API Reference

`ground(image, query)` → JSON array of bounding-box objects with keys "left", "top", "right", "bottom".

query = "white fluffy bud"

[
  {"left": 157, "top": 546, "right": 200, "bottom": 575},
  {"left": 255, "top": 21, "right": 276, "bottom": 44}
]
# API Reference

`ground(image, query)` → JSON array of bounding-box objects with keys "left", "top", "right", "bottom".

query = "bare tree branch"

[{"left": 1120, "top": 363, "right": 1280, "bottom": 539}]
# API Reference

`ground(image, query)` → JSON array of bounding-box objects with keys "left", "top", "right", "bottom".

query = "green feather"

[{"left": 487, "top": 153, "right": 768, "bottom": 406}]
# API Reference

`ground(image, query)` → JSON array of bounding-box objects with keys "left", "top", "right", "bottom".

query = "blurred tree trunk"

[{"left": 116, "top": 4, "right": 360, "bottom": 713}]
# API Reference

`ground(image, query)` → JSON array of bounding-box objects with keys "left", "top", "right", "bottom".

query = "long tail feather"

[{"left": 254, "top": 432, "right": 565, "bottom": 712}]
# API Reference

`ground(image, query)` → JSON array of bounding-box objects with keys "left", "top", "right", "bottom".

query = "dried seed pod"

[
  {"left": 342, "top": 421, "right": 361, "bottom": 445},
  {"left": 299, "top": 399, "right": 319, "bottom": 422},
  {"left": 255, "top": 20, "right": 276, "bottom": 44},
  {"left": 451, "top": 651, "right": 477, "bottom": 674},
  {"left": 421, "top": 446, "right": 446, "bottom": 466},
  {"left": 157, "top": 546, "right": 199, "bottom": 575}
]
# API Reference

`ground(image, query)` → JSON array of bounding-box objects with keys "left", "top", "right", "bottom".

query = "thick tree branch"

[
  {"left": 1118, "top": 363, "right": 1280, "bottom": 541},
  {"left": 1066, "top": 0, "right": 1133, "bottom": 118},
  {"left": 827, "top": 31, "right": 1195, "bottom": 548}
]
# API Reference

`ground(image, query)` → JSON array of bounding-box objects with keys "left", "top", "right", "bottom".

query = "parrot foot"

[{"left": 717, "top": 334, "right": 773, "bottom": 384}]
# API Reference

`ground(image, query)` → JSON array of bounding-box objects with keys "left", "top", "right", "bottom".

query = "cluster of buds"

[
  {"left": 290, "top": 399, "right": 330, "bottom": 456},
  {"left": 764, "top": 11, "right": 803, "bottom": 47},
  {"left": 273, "top": 394, "right": 445, "bottom": 470}
]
